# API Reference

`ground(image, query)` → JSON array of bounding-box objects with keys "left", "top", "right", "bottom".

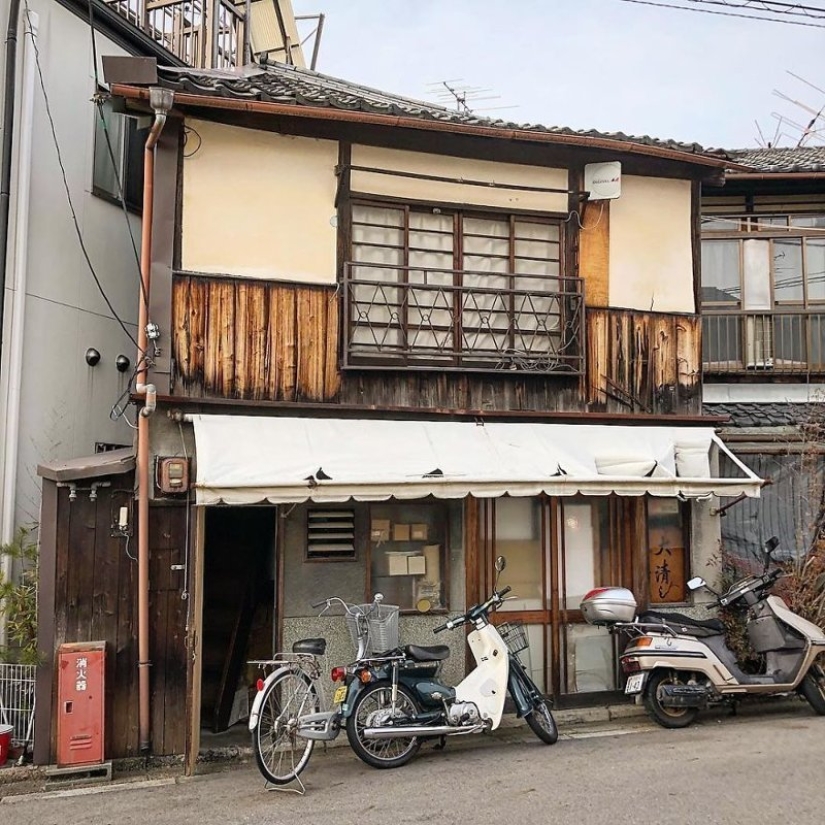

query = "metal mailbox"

[{"left": 57, "top": 642, "right": 105, "bottom": 767}]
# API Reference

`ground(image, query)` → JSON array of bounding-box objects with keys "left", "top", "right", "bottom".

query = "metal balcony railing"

[
  {"left": 105, "top": 0, "right": 248, "bottom": 69},
  {"left": 703, "top": 308, "right": 825, "bottom": 375},
  {"left": 343, "top": 262, "right": 585, "bottom": 375}
]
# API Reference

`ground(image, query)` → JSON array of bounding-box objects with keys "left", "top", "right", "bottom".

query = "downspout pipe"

[
  {"left": 136, "top": 86, "right": 173, "bottom": 754},
  {"left": 0, "top": 0, "right": 20, "bottom": 374}
]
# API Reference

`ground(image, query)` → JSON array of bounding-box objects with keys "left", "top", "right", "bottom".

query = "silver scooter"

[{"left": 581, "top": 537, "right": 825, "bottom": 728}]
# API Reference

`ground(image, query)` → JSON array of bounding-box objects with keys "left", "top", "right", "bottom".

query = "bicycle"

[{"left": 248, "top": 594, "right": 396, "bottom": 787}]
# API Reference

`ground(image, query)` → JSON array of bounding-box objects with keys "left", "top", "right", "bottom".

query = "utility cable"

[
  {"left": 88, "top": 0, "right": 147, "bottom": 307},
  {"left": 23, "top": 0, "right": 142, "bottom": 352},
  {"left": 617, "top": 0, "right": 825, "bottom": 27}
]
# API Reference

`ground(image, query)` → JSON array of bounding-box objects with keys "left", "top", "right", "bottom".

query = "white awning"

[{"left": 189, "top": 415, "right": 763, "bottom": 506}]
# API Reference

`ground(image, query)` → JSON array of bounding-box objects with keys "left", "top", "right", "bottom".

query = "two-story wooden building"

[
  {"left": 701, "top": 146, "right": 825, "bottom": 559},
  {"left": 34, "top": 61, "right": 761, "bottom": 769}
]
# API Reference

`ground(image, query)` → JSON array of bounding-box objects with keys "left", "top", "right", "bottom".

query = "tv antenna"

[
  {"left": 755, "top": 71, "right": 825, "bottom": 147},
  {"left": 426, "top": 79, "right": 518, "bottom": 115}
]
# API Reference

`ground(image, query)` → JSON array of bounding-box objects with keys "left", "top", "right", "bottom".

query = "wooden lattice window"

[{"left": 344, "top": 201, "right": 583, "bottom": 374}]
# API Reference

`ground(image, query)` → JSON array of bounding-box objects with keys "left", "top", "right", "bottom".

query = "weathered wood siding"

[
  {"left": 44, "top": 477, "right": 188, "bottom": 759},
  {"left": 174, "top": 273, "right": 340, "bottom": 402},
  {"left": 172, "top": 273, "right": 700, "bottom": 415},
  {"left": 586, "top": 308, "right": 700, "bottom": 414}
]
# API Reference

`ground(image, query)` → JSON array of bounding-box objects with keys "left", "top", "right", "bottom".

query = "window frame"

[
  {"left": 701, "top": 213, "right": 825, "bottom": 309},
  {"left": 343, "top": 196, "right": 582, "bottom": 374},
  {"left": 366, "top": 500, "right": 451, "bottom": 614},
  {"left": 91, "top": 104, "right": 146, "bottom": 214}
]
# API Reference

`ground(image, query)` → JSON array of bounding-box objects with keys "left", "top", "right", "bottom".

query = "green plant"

[
  {"left": 709, "top": 547, "right": 763, "bottom": 672},
  {"left": 776, "top": 538, "right": 825, "bottom": 631},
  {"left": 0, "top": 526, "right": 39, "bottom": 665}
]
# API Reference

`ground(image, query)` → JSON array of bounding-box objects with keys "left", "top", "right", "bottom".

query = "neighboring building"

[
  {"left": 0, "top": 0, "right": 185, "bottom": 632},
  {"left": 33, "top": 60, "right": 762, "bottom": 768},
  {"left": 701, "top": 146, "right": 825, "bottom": 559}
]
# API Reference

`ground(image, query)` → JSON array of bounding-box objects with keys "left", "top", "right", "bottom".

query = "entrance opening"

[{"left": 199, "top": 506, "right": 278, "bottom": 748}]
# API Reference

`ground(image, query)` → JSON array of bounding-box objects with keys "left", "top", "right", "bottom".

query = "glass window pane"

[
  {"left": 701, "top": 240, "right": 740, "bottom": 303},
  {"left": 565, "top": 624, "right": 616, "bottom": 693},
  {"left": 760, "top": 216, "right": 789, "bottom": 228},
  {"left": 92, "top": 105, "right": 124, "bottom": 199},
  {"left": 561, "top": 500, "right": 612, "bottom": 610},
  {"left": 773, "top": 237, "right": 804, "bottom": 303},
  {"left": 806, "top": 238, "right": 825, "bottom": 302},
  {"left": 494, "top": 498, "right": 543, "bottom": 611},
  {"left": 369, "top": 503, "right": 448, "bottom": 611},
  {"left": 795, "top": 215, "right": 825, "bottom": 229},
  {"left": 702, "top": 217, "right": 740, "bottom": 232}
]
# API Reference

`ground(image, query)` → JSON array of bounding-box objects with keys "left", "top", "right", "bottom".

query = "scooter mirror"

[
  {"left": 687, "top": 577, "right": 706, "bottom": 591},
  {"left": 495, "top": 556, "right": 507, "bottom": 573},
  {"left": 764, "top": 536, "right": 780, "bottom": 555}
]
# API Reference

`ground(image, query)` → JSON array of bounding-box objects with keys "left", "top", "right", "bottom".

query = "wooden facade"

[
  {"left": 172, "top": 273, "right": 701, "bottom": 415},
  {"left": 36, "top": 475, "right": 188, "bottom": 762}
]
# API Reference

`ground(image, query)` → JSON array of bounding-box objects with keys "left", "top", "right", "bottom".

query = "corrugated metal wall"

[{"left": 720, "top": 452, "right": 825, "bottom": 562}]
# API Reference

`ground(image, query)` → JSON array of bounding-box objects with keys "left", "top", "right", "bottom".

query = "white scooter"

[
  {"left": 337, "top": 556, "right": 558, "bottom": 768},
  {"left": 582, "top": 537, "right": 825, "bottom": 729}
]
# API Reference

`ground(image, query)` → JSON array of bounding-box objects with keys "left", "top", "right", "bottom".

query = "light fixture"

[
  {"left": 85, "top": 347, "right": 101, "bottom": 367},
  {"left": 116, "top": 355, "right": 131, "bottom": 373}
]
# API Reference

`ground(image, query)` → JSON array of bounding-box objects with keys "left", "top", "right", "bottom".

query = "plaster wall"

[
  {"left": 181, "top": 119, "right": 338, "bottom": 283},
  {"left": 350, "top": 144, "right": 569, "bottom": 213},
  {"left": 609, "top": 175, "right": 695, "bottom": 314}
]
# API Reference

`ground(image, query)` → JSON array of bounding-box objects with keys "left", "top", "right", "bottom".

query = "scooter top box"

[{"left": 581, "top": 587, "right": 637, "bottom": 625}]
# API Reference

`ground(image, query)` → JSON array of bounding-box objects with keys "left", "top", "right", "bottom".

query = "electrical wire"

[
  {"left": 183, "top": 125, "right": 202, "bottom": 159},
  {"left": 617, "top": 0, "right": 825, "bottom": 27},
  {"left": 23, "top": 0, "right": 143, "bottom": 352},
  {"left": 88, "top": 0, "right": 147, "bottom": 307}
]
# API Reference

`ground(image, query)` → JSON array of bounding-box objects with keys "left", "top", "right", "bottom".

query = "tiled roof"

[
  {"left": 155, "top": 63, "right": 721, "bottom": 159},
  {"left": 727, "top": 146, "right": 825, "bottom": 174},
  {"left": 704, "top": 402, "right": 814, "bottom": 428}
]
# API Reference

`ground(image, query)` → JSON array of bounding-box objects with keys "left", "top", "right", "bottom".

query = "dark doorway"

[{"left": 199, "top": 506, "right": 278, "bottom": 734}]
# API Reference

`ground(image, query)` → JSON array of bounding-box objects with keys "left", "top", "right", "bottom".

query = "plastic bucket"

[{"left": 0, "top": 724, "right": 12, "bottom": 766}]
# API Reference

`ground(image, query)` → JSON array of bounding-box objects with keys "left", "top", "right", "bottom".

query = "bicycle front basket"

[{"left": 346, "top": 603, "right": 399, "bottom": 655}]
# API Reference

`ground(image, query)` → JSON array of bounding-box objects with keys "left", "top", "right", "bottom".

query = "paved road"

[{"left": 6, "top": 709, "right": 825, "bottom": 825}]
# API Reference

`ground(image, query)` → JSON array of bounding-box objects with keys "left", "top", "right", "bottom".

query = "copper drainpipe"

[{"left": 136, "top": 87, "right": 174, "bottom": 754}]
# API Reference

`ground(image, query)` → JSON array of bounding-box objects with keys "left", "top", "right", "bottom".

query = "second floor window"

[
  {"left": 344, "top": 201, "right": 584, "bottom": 374},
  {"left": 92, "top": 104, "right": 147, "bottom": 212},
  {"left": 701, "top": 214, "right": 825, "bottom": 373}
]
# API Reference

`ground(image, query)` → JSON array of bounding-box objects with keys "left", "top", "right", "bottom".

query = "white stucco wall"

[
  {"left": 0, "top": 2, "right": 139, "bottom": 531},
  {"left": 608, "top": 175, "right": 695, "bottom": 314},
  {"left": 350, "top": 145, "right": 569, "bottom": 213},
  {"left": 181, "top": 119, "right": 339, "bottom": 283}
]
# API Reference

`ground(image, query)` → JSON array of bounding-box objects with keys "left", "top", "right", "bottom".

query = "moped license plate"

[
  {"left": 333, "top": 685, "right": 347, "bottom": 705},
  {"left": 625, "top": 673, "right": 645, "bottom": 695}
]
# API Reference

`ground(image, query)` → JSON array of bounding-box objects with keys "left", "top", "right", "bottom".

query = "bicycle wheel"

[
  {"left": 345, "top": 682, "right": 421, "bottom": 769},
  {"left": 252, "top": 669, "right": 319, "bottom": 785}
]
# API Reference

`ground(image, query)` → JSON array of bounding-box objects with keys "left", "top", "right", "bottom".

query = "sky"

[{"left": 289, "top": 0, "right": 825, "bottom": 149}]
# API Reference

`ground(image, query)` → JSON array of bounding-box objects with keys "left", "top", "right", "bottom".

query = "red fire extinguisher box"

[{"left": 57, "top": 642, "right": 105, "bottom": 767}]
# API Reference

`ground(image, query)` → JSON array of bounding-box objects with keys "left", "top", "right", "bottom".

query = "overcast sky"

[{"left": 290, "top": 0, "right": 824, "bottom": 149}]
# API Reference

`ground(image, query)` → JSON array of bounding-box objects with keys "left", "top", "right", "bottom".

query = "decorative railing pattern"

[{"left": 343, "top": 263, "right": 585, "bottom": 375}]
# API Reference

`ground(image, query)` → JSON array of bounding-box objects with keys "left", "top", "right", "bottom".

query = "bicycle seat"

[
  {"left": 404, "top": 644, "right": 450, "bottom": 662},
  {"left": 292, "top": 638, "right": 327, "bottom": 656}
]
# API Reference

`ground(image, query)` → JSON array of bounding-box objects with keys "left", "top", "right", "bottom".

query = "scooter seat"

[
  {"left": 404, "top": 644, "right": 451, "bottom": 662},
  {"left": 640, "top": 611, "right": 724, "bottom": 637}
]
